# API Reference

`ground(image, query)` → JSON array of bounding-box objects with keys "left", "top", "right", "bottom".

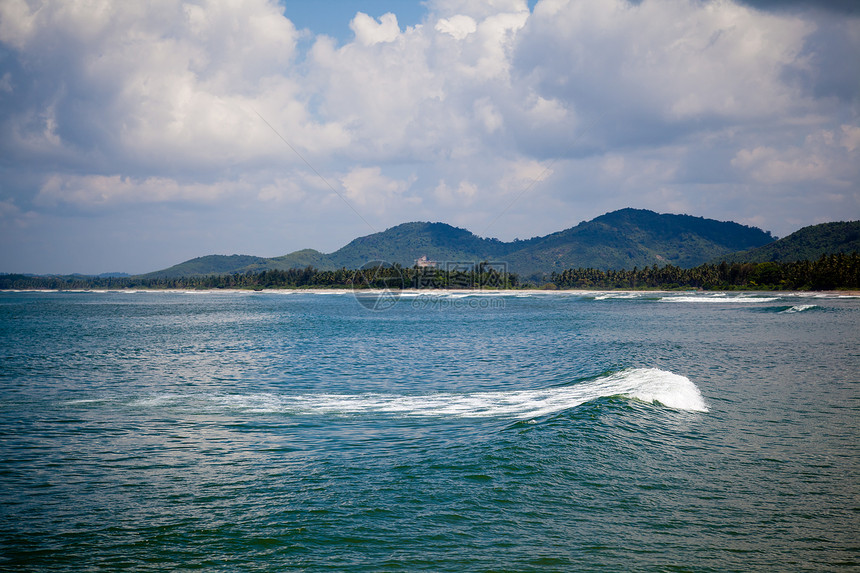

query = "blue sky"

[
  {"left": 285, "top": 1, "right": 427, "bottom": 39},
  {"left": 0, "top": 0, "right": 858, "bottom": 274}
]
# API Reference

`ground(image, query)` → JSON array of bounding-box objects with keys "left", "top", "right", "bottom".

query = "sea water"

[{"left": 0, "top": 290, "right": 857, "bottom": 571}]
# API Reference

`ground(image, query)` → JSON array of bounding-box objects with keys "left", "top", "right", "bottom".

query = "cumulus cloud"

[
  {"left": 35, "top": 174, "right": 242, "bottom": 208},
  {"left": 732, "top": 125, "right": 860, "bottom": 186},
  {"left": 514, "top": 0, "right": 817, "bottom": 149},
  {"left": 340, "top": 166, "right": 418, "bottom": 215},
  {"left": 0, "top": 0, "right": 857, "bottom": 273},
  {"left": 257, "top": 174, "right": 317, "bottom": 204},
  {"left": 350, "top": 12, "right": 402, "bottom": 45},
  {"left": 434, "top": 179, "right": 480, "bottom": 206},
  {"left": 435, "top": 15, "right": 477, "bottom": 40},
  {"left": 0, "top": 0, "right": 347, "bottom": 172}
]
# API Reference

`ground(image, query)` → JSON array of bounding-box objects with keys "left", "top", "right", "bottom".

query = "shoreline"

[{"left": 3, "top": 288, "right": 859, "bottom": 297}]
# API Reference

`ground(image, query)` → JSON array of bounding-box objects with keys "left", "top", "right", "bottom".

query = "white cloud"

[
  {"left": 340, "top": 166, "right": 417, "bottom": 215},
  {"left": 0, "top": 0, "right": 322, "bottom": 169},
  {"left": 525, "top": 95, "right": 568, "bottom": 126},
  {"left": 3, "top": 0, "right": 828, "bottom": 175},
  {"left": 350, "top": 12, "right": 402, "bottom": 45},
  {"left": 435, "top": 15, "right": 477, "bottom": 40},
  {"left": 515, "top": 0, "right": 815, "bottom": 142},
  {"left": 257, "top": 177, "right": 309, "bottom": 204},
  {"left": 434, "top": 179, "right": 479, "bottom": 206},
  {"left": 474, "top": 97, "right": 504, "bottom": 133},
  {"left": 36, "top": 174, "right": 241, "bottom": 208},
  {"left": 497, "top": 158, "right": 554, "bottom": 193},
  {"left": 732, "top": 126, "right": 860, "bottom": 186},
  {"left": 0, "top": 0, "right": 857, "bottom": 272},
  {"left": 448, "top": 9, "right": 530, "bottom": 82},
  {"left": 428, "top": 0, "right": 528, "bottom": 20}
]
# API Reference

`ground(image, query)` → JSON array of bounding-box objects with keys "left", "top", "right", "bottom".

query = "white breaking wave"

[
  {"left": 780, "top": 304, "right": 817, "bottom": 313},
  {"left": 662, "top": 294, "right": 778, "bottom": 303},
  {"left": 203, "top": 368, "right": 708, "bottom": 419},
  {"left": 402, "top": 291, "right": 516, "bottom": 299},
  {"left": 593, "top": 293, "right": 645, "bottom": 300}
]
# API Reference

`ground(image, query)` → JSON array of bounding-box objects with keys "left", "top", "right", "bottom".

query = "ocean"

[{"left": 0, "top": 290, "right": 858, "bottom": 571}]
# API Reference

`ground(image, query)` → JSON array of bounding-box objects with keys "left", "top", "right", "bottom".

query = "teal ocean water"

[{"left": 0, "top": 290, "right": 858, "bottom": 571}]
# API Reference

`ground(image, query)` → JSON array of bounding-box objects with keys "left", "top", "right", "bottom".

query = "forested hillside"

[
  {"left": 135, "top": 209, "right": 774, "bottom": 279},
  {"left": 715, "top": 221, "right": 860, "bottom": 263}
]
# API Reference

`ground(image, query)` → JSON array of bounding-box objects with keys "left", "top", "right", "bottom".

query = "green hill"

[
  {"left": 140, "top": 254, "right": 269, "bottom": 279},
  {"left": 265, "top": 249, "right": 333, "bottom": 271},
  {"left": 714, "top": 221, "right": 860, "bottom": 264},
  {"left": 325, "top": 222, "right": 509, "bottom": 269},
  {"left": 138, "top": 209, "right": 775, "bottom": 279},
  {"left": 504, "top": 208, "right": 774, "bottom": 277}
]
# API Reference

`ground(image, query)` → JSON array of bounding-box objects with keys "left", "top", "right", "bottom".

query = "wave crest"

[
  {"left": 781, "top": 304, "right": 817, "bottom": 314},
  {"left": 197, "top": 368, "right": 708, "bottom": 419}
]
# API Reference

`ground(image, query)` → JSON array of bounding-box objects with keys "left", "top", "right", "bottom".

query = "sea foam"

[
  {"left": 780, "top": 304, "right": 817, "bottom": 314},
  {"left": 203, "top": 368, "right": 708, "bottom": 419},
  {"left": 662, "top": 294, "right": 779, "bottom": 303}
]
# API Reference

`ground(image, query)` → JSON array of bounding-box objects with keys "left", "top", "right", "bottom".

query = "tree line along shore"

[{"left": 2, "top": 253, "right": 858, "bottom": 292}]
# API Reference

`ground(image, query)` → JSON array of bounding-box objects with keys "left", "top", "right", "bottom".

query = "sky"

[{"left": 0, "top": 0, "right": 858, "bottom": 275}]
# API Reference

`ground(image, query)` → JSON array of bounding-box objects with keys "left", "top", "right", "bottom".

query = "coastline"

[{"left": 3, "top": 287, "right": 859, "bottom": 297}]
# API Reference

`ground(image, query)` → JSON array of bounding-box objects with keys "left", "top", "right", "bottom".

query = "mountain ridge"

[
  {"left": 140, "top": 208, "right": 778, "bottom": 280},
  {"left": 710, "top": 221, "right": 860, "bottom": 264}
]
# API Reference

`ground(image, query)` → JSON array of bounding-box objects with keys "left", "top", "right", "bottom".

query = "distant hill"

[
  {"left": 139, "top": 209, "right": 774, "bottom": 280},
  {"left": 141, "top": 254, "right": 269, "bottom": 280},
  {"left": 325, "top": 221, "right": 510, "bottom": 269},
  {"left": 502, "top": 208, "right": 775, "bottom": 277},
  {"left": 714, "top": 221, "right": 860, "bottom": 264}
]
